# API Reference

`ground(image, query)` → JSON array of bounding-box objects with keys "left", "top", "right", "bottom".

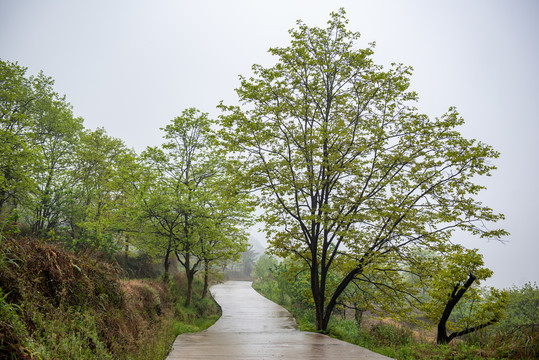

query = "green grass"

[
  {"left": 172, "top": 294, "right": 221, "bottom": 336},
  {"left": 25, "top": 308, "right": 114, "bottom": 360},
  {"left": 253, "top": 278, "right": 538, "bottom": 360},
  {"left": 135, "top": 280, "right": 221, "bottom": 360},
  {"left": 0, "top": 237, "right": 222, "bottom": 360}
]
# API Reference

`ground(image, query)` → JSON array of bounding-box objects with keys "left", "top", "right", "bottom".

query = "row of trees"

[
  {"left": 1, "top": 59, "right": 253, "bottom": 305},
  {"left": 2, "top": 8, "right": 510, "bottom": 340}
]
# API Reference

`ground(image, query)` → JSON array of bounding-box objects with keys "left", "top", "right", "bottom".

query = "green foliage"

[
  {"left": 420, "top": 246, "right": 508, "bottom": 343},
  {"left": 219, "top": 9, "right": 506, "bottom": 331},
  {"left": 24, "top": 84, "right": 84, "bottom": 236},
  {"left": 251, "top": 254, "right": 278, "bottom": 280},
  {"left": 254, "top": 253, "right": 538, "bottom": 358},
  {"left": 0, "top": 59, "right": 143, "bottom": 259},
  {"left": 26, "top": 309, "right": 114, "bottom": 360},
  {"left": 138, "top": 108, "right": 252, "bottom": 303},
  {"left": 1, "top": 60, "right": 44, "bottom": 214},
  {"left": 0, "top": 237, "right": 222, "bottom": 360},
  {"left": 256, "top": 271, "right": 537, "bottom": 359},
  {"left": 465, "top": 282, "right": 539, "bottom": 358},
  {"left": 500, "top": 282, "right": 539, "bottom": 330},
  {"left": 67, "top": 128, "right": 138, "bottom": 254}
]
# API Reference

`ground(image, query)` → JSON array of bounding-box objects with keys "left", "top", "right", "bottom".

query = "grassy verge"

[
  {"left": 136, "top": 276, "right": 221, "bottom": 360},
  {"left": 0, "top": 236, "right": 220, "bottom": 359},
  {"left": 253, "top": 279, "right": 537, "bottom": 360}
]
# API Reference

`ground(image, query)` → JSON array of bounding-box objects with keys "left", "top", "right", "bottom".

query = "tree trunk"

[
  {"left": 202, "top": 260, "right": 209, "bottom": 299},
  {"left": 186, "top": 269, "right": 194, "bottom": 306},
  {"left": 321, "top": 266, "right": 362, "bottom": 330},
  {"left": 310, "top": 248, "right": 324, "bottom": 331},
  {"left": 354, "top": 304, "right": 364, "bottom": 328},
  {"left": 181, "top": 251, "right": 195, "bottom": 306},
  {"left": 163, "top": 234, "right": 173, "bottom": 281},
  {"left": 163, "top": 251, "right": 170, "bottom": 281},
  {"left": 437, "top": 273, "right": 476, "bottom": 344},
  {"left": 436, "top": 273, "right": 497, "bottom": 344}
]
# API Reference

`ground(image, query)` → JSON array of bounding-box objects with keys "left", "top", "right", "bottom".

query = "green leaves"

[
  {"left": 219, "top": 9, "right": 506, "bottom": 331},
  {"left": 417, "top": 246, "right": 508, "bottom": 343},
  {"left": 0, "top": 60, "right": 50, "bottom": 212},
  {"left": 137, "top": 108, "right": 253, "bottom": 293},
  {"left": 67, "top": 128, "right": 137, "bottom": 254}
]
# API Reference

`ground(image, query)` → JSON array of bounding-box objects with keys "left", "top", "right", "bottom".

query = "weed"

[{"left": 0, "top": 236, "right": 222, "bottom": 360}]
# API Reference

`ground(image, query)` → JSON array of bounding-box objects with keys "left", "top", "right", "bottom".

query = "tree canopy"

[
  {"left": 0, "top": 60, "right": 253, "bottom": 305},
  {"left": 219, "top": 9, "right": 507, "bottom": 331},
  {"left": 138, "top": 108, "right": 252, "bottom": 304}
]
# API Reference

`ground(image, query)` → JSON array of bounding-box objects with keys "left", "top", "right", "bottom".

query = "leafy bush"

[
  {"left": 463, "top": 282, "right": 539, "bottom": 358},
  {"left": 500, "top": 282, "right": 539, "bottom": 330},
  {"left": 251, "top": 254, "right": 277, "bottom": 281}
]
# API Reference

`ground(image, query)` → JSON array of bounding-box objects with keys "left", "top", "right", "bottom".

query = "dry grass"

[{"left": 0, "top": 236, "right": 219, "bottom": 359}]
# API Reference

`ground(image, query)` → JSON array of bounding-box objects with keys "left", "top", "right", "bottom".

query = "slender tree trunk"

[
  {"left": 310, "top": 243, "right": 325, "bottom": 331},
  {"left": 183, "top": 252, "right": 194, "bottom": 306},
  {"left": 186, "top": 270, "right": 194, "bottom": 306},
  {"left": 163, "top": 233, "right": 173, "bottom": 281},
  {"left": 202, "top": 260, "right": 210, "bottom": 299},
  {"left": 182, "top": 212, "right": 194, "bottom": 305},
  {"left": 437, "top": 273, "right": 476, "bottom": 344},
  {"left": 0, "top": 192, "right": 6, "bottom": 213},
  {"left": 354, "top": 304, "right": 364, "bottom": 328}
]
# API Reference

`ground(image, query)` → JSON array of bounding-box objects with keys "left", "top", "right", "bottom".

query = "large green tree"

[
  {"left": 0, "top": 60, "right": 46, "bottom": 214},
  {"left": 140, "top": 108, "right": 251, "bottom": 304},
  {"left": 219, "top": 10, "right": 507, "bottom": 331},
  {"left": 65, "top": 128, "right": 136, "bottom": 254},
  {"left": 1, "top": 60, "right": 87, "bottom": 238},
  {"left": 26, "top": 82, "right": 84, "bottom": 235}
]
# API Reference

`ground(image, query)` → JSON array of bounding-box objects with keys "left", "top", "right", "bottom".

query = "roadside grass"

[
  {"left": 128, "top": 275, "right": 221, "bottom": 360},
  {"left": 253, "top": 279, "right": 538, "bottom": 360},
  {"left": 136, "top": 280, "right": 221, "bottom": 360},
  {"left": 0, "top": 236, "right": 221, "bottom": 360}
]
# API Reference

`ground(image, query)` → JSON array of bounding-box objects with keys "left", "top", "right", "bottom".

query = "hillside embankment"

[{"left": 0, "top": 236, "right": 220, "bottom": 359}]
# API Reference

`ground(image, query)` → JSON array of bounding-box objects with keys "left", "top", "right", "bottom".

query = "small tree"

[
  {"left": 252, "top": 254, "right": 278, "bottom": 281},
  {"left": 500, "top": 282, "right": 539, "bottom": 331},
  {"left": 135, "top": 151, "right": 184, "bottom": 279},
  {"left": 241, "top": 245, "right": 258, "bottom": 277},
  {"left": 421, "top": 247, "right": 508, "bottom": 344},
  {"left": 28, "top": 93, "right": 84, "bottom": 235},
  {"left": 197, "top": 181, "right": 252, "bottom": 298},
  {"left": 66, "top": 128, "right": 135, "bottom": 255}
]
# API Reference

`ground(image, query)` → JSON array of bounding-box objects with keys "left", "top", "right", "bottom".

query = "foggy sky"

[{"left": 1, "top": 0, "right": 538, "bottom": 289}]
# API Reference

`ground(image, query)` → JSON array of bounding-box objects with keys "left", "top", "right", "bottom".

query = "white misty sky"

[{"left": 1, "top": 0, "right": 538, "bottom": 289}]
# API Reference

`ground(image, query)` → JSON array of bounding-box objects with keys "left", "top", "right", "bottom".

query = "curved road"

[{"left": 166, "top": 281, "right": 392, "bottom": 360}]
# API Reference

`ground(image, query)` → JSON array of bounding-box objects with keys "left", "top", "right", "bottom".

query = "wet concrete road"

[{"left": 166, "top": 281, "right": 393, "bottom": 360}]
